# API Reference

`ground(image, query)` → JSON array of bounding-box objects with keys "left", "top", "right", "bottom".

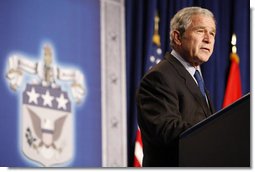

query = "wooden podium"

[{"left": 179, "top": 93, "right": 250, "bottom": 167}]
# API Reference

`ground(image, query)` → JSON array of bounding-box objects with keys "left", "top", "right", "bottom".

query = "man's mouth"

[{"left": 201, "top": 47, "right": 210, "bottom": 52}]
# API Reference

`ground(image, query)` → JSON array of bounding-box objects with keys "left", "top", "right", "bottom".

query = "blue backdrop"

[
  {"left": 126, "top": 0, "right": 250, "bottom": 166},
  {"left": 0, "top": 0, "right": 101, "bottom": 167}
]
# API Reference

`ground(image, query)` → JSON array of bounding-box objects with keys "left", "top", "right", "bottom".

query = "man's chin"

[
  {"left": 199, "top": 56, "right": 211, "bottom": 63},
  {"left": 193, "top": 58, "right": 209, "bottom": 66}
]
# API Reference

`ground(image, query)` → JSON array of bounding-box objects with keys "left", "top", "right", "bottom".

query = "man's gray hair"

[{"left": 169, "top": 7, "right": 216, "bottom": 48}]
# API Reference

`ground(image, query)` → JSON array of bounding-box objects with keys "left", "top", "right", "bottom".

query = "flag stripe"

[{"left": 134, "top": 129, "right": 143, "bottom": 166}]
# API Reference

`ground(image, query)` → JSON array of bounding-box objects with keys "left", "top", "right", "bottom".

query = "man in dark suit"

[{"left": 136, "top": 7, "right": 216, "bottom": 167}]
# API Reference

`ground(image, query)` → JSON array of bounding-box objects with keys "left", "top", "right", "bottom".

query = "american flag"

[
  {"left": 145, "top": 12, "right": 163, "bottom": 71},
  {"left": 134, "top": 12, "right": 163, "bottom": 167}
]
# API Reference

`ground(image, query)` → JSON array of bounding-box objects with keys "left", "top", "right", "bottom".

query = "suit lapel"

[
  {"left": 165, "top": 53, "right": 211, "bottom": 117},
  {"left": 205, "top": 89, "right": 215, "bottom": 114}
]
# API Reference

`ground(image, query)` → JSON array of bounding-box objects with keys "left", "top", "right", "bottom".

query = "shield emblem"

[{"left": 22, "top": 83, "right": 73, "bottom": 167}]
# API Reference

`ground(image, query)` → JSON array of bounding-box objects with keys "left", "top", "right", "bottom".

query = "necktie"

[{"left": 194, "top": 70, "right": 206, "bottom": 98}]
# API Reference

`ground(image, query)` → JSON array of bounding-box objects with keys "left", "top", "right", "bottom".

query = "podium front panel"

[{"left": 179, "top": 94, "right": 250, "bottom": 167}]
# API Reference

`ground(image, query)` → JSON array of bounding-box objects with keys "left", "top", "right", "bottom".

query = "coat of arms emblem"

[{"left": 5, "top": 43, "right": 86, "bottom": 166}]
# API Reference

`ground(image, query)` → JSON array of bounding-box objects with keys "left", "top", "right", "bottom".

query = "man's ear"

[{"left": 172, "top": 30, "right": 182, "bottom": 45}]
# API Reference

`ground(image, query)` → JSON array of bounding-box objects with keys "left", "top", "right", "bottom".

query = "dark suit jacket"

[{"left": 136, "top": 52, "right": 215, "bottom": 167}]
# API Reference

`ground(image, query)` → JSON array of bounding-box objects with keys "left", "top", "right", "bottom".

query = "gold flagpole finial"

[
  {"left": 230, "top": 33, "right": 239, "bottom": 63},
  {"left": 152, "top": 11, "right": 161, "bottom": 47},
  {"left": 231, "top": 33, "right": 237, "bottom": 54}
]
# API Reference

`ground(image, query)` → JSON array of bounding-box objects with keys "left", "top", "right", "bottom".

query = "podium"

[{"left": 179, "top": 93, "right": 250, "bottom": 167}]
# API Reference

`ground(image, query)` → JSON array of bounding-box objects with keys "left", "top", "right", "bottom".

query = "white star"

[
  {"left": 150, "top": 55, "right": 155, "bottom": 62},
  {"left": 56, "top": 93, "right": 68, "bottom": 110},
  {"left": 157, "top": 47, "right": 162, "bottom": 55},
  {"left": 41, "top": 90, "right": 54, "bottom": 107},
  {"left": 156, "top": 59, "right": 161, "bottom": 64},
  {"left": 26, "top": 87, "right": 40, "bottom": 104}
]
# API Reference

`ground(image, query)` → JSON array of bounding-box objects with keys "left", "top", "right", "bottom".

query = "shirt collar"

[{"left": 171, "top": 50, "right": 202, "bottom": 77}]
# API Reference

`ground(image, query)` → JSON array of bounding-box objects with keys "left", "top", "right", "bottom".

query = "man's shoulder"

[
  {"left": 150, "top": 52, "right": 180, "bottom": 73},
  {"left": 142, "top": 56, "right": 176, "bottom": 81}
]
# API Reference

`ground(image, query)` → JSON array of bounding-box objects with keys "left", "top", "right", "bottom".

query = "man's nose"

[
  {"left": 203, "top": 32, "right": 214, "bottom": 43},
  {"left": 203, "top": 32, "right": 211, "bottom": 43}
]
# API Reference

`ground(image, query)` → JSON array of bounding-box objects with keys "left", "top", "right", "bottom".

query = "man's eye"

[
  {"left": 197, "top": 29, "right": 204, "bottom": 33},
  {"left": 210, "top": 32, "right": 216, "bottom": 37}
]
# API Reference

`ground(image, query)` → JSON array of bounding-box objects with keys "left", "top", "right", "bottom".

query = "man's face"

[{"left": 179, "top": 15, "right": 216, "bottom": 66}]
